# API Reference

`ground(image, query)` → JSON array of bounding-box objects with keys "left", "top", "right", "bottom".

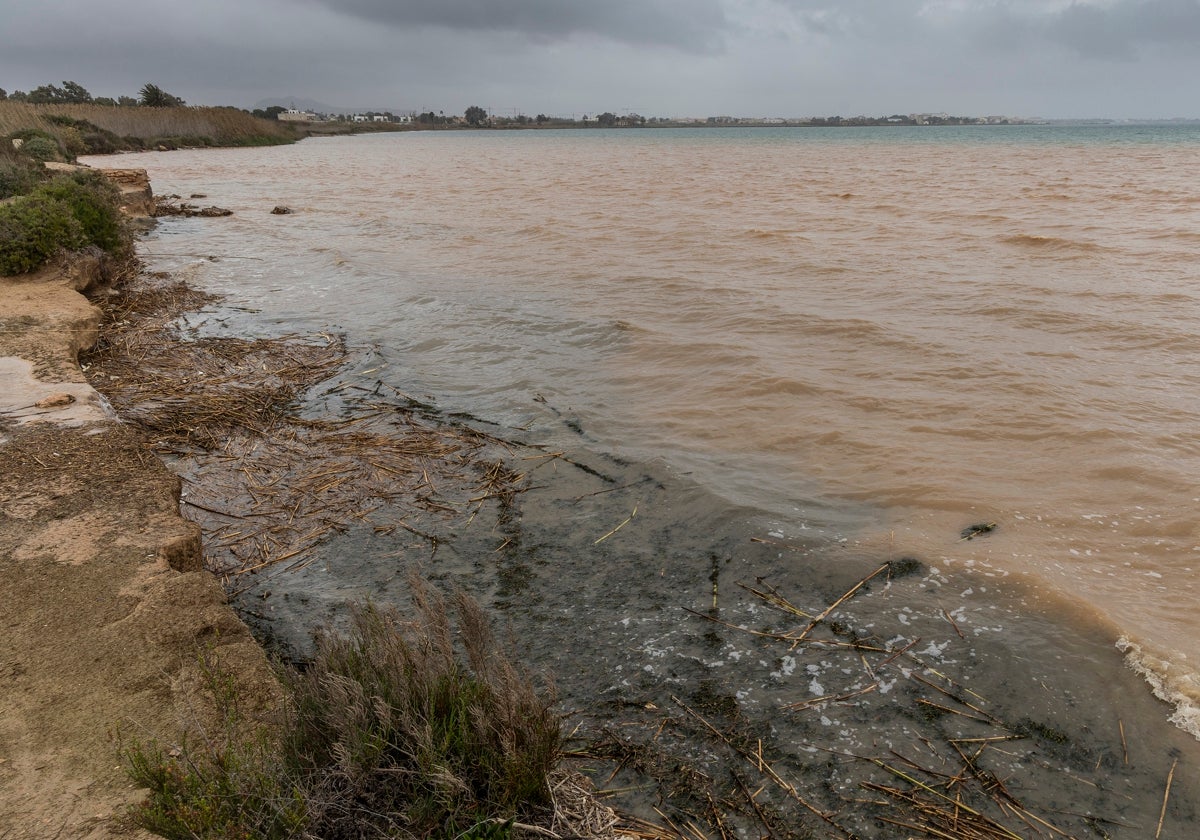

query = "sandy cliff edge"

[{"left": 0, "top": 174, "right": 276, "bottom": 839}]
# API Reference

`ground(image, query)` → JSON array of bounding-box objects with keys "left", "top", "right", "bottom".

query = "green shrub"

[
  {"left": 36, "top": 171, "right": 126, "bottom": 251},
  {"left": 124, "top": 737, "right": 308, "bottom": 839},
  {"left": 81, "top": 130, "right": 119, "bottom": 154},
  {"left": 16, "top": 134, "right": 62, "bottom": 162},
  {"left": 9, "top": 127, "right": 69, "bottom": 161},
  {"left": 0, "top": 195, "right": 86, "bottom": 273},
  {"left": 9, "top": 127, "right": 57, "bottom": 144},
  {"left": 41, "top": 115, "right": 131, "bottom": 154},
  {"left": 123, "top": 582, "right": 563, "bottom": 839},
  {"left": 0, "top": 170, "right": 128, "bottom": 274},
  {"left": 0, "top": 147, "right": 46, "bottom": 199},
  {"left": 56, "top": 125, "right": 87, "bottom": 157}
]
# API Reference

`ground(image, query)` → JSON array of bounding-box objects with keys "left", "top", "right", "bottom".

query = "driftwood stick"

[{"left": 788, "top": 563, "right": 889, "bottom": 648}]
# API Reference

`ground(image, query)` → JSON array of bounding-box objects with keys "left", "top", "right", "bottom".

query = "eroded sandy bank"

[{"left": 0, "top": 191, "right": 275, "bottom": 838}]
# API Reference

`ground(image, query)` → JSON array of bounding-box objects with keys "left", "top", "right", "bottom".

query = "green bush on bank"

[
  {"left": 15, "top": 134, "right": 63, "bottom": 162},
  {"left": 9, "top": 127, "right": 69, "bottom": 158},
  {"left": 44, "top": 114, "right": 126, "bottom": 155},
  {"left": 0, "top": 144, "right": 48, "bottom": 199},
  {"left": 123, "top": 584, "right": 563, "bottom": 839},
  {"left": 0, "top": 169, "right": 129, "bottom": 275}
]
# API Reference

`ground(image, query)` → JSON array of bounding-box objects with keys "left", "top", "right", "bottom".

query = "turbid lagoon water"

[{"left": 86, "top": 124, "right": 1200, "bottom": 834}]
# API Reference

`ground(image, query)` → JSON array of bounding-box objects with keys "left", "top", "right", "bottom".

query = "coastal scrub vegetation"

[
  {"left": 123, "top": 582, "right": 566, "bottom": 839},
  {"left": 0, "top": 165, "right": 129, "bottom": 275},
  {"left": 0, "top": 138, "right": 48, "bottom": 198}
]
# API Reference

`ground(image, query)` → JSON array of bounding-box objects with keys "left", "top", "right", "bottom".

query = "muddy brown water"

[
  {"left": 82, "top": 124, "right": 1200, "bottom": 835},
  {"left": 188, "top": 371, "right": 1197, "bottom": 837}
]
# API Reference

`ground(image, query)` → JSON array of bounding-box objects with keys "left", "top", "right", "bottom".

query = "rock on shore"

[{"left": 0, "top": 180, "right": 275, "bottom": 838}]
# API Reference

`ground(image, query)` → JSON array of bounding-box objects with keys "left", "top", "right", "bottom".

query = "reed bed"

[
  {"left": 0, "top": 101, "right": 295, "bottom": 147},
  {"left": 82, "top": 269, "right": 530, "bottom": 583},
  {"left": 124, "top": 577, "right": 627, "bottom": 839}
]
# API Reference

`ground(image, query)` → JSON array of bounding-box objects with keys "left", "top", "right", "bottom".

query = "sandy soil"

[{"left": 0, "top": 256, "right": 275, "bottom": 838}]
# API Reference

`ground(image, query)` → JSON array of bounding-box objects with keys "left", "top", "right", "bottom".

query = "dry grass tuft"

[
  {"left": 124, "top": 578, "right": 595, "bottom": 839},
  {"left": 282, "top": 583, "right": 562, "bottom": 837}
]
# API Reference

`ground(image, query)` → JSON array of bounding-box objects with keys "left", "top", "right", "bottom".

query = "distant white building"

[{"left": 278, "top": 109, "right": 317, "bottom": 122}]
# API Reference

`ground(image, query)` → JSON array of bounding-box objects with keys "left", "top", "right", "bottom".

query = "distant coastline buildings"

[
  {"left": 257, "top": 103, "right": 1047, "bottom": 129},
  {"left": 273, "top": 107, "right": 412, "bottom": 124}
]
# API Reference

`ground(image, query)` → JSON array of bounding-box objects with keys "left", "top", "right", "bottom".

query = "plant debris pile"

[{"left": 82, "top": 269, "right": 532, "bottom": 584}]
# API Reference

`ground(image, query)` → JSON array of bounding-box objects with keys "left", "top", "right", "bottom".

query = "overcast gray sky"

[{"left": 1, "top": 0, "right": 1197, "bottom": 118}]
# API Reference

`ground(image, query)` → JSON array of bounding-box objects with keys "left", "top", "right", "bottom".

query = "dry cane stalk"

[
  {"left": 1156, "top": 758, "right": 1177, "bottom": 839},
  {"left": 787, "top": 563, "right": 889, "bottom": 648}
]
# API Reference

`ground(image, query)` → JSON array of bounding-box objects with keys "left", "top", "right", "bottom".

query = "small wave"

[
  {"left": 515, "top": 224, "right": 556, "bottom": 238},
  {"left": 739, "top": 228, "right": 807, "bottom": 241},
  {"left": 1117, "top": 636, "right": 1200, "bottom": 741},
  {"left": 1001, "top": 233, "right": 1102, "bottom": 253},
  {"left": 737, "top": 374, "right": 825, "bottom": 398},
  {"left": 1145, "top": 230, "right": 1200, "bottom": 244}
]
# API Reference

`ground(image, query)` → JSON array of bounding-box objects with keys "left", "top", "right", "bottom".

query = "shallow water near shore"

[{"left": 83, "top": 124, "right": 1200, "bottom": 831}]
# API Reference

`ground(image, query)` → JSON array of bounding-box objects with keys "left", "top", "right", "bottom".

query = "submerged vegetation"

[{"left": 123, "top": 582, "right": 567, "bottom": 839}]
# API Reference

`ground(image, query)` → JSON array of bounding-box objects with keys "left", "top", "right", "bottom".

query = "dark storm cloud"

[
  {"left": 2, "top": 0, "right": 1199, "bottom": 118},
  {"left": 768, "top": 0, "right": 1200, "bottom": 59},
  {"left": 1044, "top": 0, "right": 1200, "bottom": 59},
  {"left": 303, "top": 0, "right": 729, "bottom": 50}
]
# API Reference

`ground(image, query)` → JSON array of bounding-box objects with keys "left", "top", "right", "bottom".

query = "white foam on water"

[{"left": 1118, "top": 636, "right": 1200, "bottom": 740}]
